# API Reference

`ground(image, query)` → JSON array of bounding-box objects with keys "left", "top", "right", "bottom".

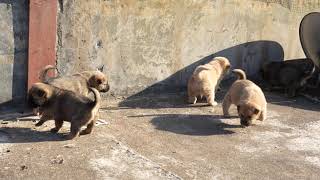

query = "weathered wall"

[
  {"left": 57, "top": 0, "right": 320, "bottom": 95},
  {"left": 0, "top": 0, "right": 29, "bottom": 108}
]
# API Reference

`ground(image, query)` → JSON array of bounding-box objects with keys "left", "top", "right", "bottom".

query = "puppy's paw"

[
  {"left": 50, "top": 128, "right": 59, "bottom": 133},
  {"left": 223, "top": 114, "right": 231, "bottom": 117},
  {"left": 209, "top": 101, "right": 218, "bottom": 106},
  {"left": 80, "top": 129, "right": 91, "bottom": 135}
]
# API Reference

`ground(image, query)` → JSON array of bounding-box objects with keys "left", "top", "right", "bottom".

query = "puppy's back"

[
  {"left": 229, "top": 69, "right": 266, "bottom": 105},
  {"left": 49, "top": 75, "right": 90, "bottom": 96},
  {"left": 230, "top": 80, "right": 266, "bottom": 105},
  {"left": 52, "top": 88, "right": 97, "bottom": 120},
  {"left": 192, "top": 60, "right": 223, "bottom": 80}
]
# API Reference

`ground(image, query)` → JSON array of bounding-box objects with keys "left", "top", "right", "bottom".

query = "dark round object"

[{"left": 299, "top": 12, "right": 320, "bottom": 68}]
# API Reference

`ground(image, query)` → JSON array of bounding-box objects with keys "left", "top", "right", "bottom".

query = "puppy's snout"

[
  {"left": 27, "top": 96, "right": 38, "bottom": 108},
  {"left": 100, "top": 84, "right": 110, "bottom": 92},
  {"left": 98, "top": 84, "right": 109, "bottom": 93},
  {"left": 240, "top": 118, "right": 252, "bottom": 126}
]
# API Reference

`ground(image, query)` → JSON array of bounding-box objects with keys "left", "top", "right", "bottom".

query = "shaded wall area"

[
  {"left": 0, "top": 0, "right": 29, "bottom": 111},
  {"left": 56, "top": 0, "right": 320, "bottom": 96}
]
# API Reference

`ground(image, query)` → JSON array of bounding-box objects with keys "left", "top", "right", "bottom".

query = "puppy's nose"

[
  {"left": 100, "top": 84, "right": 110, "bottom": 92},
  {"left": 240, "top": 119, "right": 250, "bottom": 126}
]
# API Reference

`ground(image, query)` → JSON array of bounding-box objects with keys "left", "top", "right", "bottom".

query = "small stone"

[
  {"left": 6, "top": 149, "right": 10, "bottom": 153},
  {"left": 96, "top": 40, "right": 103, "bottom": 48},
  {"left": 20, "top": 165, "right": 27, "bottom": 170},
  {"left": 63, "top": 144, "right": 76, "bottom": 148},
  {"left": 51, "top": 155, "right": 64, "bottom": 164},
  {"left": 95, "top": 119, "right": 109, "bottom": 126}
]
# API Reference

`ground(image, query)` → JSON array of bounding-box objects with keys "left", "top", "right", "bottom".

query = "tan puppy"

[
  {"left": 39, "top": 65, "right": 110, "bottom": 96},
  {"left": 28, "top": 83, "right": 100, "bottom": 140},
  {"left": 188, "top": 57, "right": 230, "bottom": 106},
  {"left": 223, "top": 69, "right": 267, "bottom": 126}
]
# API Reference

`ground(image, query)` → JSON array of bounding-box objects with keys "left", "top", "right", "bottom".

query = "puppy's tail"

[
  {"left": 39, "top": 65, "right": 57, "bottom": 82},
  {"left": 89, "top": 87, "right": 101, "bottom": 109},
  {"left": 232, "top": 69, "right": 246, "bottom": 80}
]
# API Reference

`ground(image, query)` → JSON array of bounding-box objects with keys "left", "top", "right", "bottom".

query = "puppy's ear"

[
  {"left": 37, "top": 89, "right": 46, "bottom": 98},
  {"left": 96, "top": 78, "right": 103, "bottom": 85}
]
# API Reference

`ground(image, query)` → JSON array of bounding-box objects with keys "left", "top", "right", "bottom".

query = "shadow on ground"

[
  {"left": 117, "top": 88, "right": 320, "bottom": 114},
  {"left": 0, "top": 127, "right": 66, "bottom": 143},
  {"left": 265, "top": 91, "right": 320, "bottom": 112},
  {"left": 149, "top": 114, "right": 242, "bottom": 136},
  {"left": 105, "top": 90, "right": 228, "bottom": 111},
  {"left": 119, "top": 40, "right": 284, "bottom": 109}
]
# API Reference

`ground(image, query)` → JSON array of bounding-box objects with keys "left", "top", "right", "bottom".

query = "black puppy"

[{"left": 261, "top": 58, "right": 316, "bottom": 97}]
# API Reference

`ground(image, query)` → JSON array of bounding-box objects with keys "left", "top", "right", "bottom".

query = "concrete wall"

[
  {"left": 55, "top": 0, "right": 318, "bottom": 95},
  {"left": 0, "top": 0, "right": 29, "bottom": 109}
]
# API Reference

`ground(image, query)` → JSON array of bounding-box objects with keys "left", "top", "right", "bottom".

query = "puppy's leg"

[
  {"left": 222, "top": 93, "right": 232, "bottom": 116},
  {"left": 207, "top": 91, "right": 217, "bottom": 106},
  {"left": 188, "top": 95, "right": 197, "bottom": 104},
  {"left": 65, "top": 122, "right": 81, "bottom": 140},
  {"left": 80, "top": 119, "right": 96, "bottom": 135},
  {"left": 50, "top": 119, "right": 64, "bottom": 133},
  {"left": 188, "top": 77, "right": 197, "bottom": 104},
  {"left": 33, "top": 107, "right": 40, "bottom": 116},
  {"left": 188, "top": 89, "right": 197, "bottom": 104},
  {"left": 35, "top": 113, "right": 51, "bottom": 126},
  {"left": 187, "top": 80, "right": 198, "bottom": 104}
]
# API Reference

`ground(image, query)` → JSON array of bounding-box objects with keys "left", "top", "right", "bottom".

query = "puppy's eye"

[
  {"left": 97, "top": 79, "right": 102, "bottom": 84},
  {"left": 37, "top": 90, "right": 46, "bottom": 98},
  {"left": 254, "top": 108, "right": 260, "bottom": 114}
]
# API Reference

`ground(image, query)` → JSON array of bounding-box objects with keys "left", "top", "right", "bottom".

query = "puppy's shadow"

[
  {"left": 150, "top": 114, "right": 242, "bottom": 136},
  {"left": 0, "top": 127, "right": 66, "bottom": 143}
]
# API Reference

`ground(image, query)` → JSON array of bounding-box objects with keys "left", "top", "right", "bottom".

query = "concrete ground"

[{"left": 0, "top": 90, "right": 320, "bottom": 180}]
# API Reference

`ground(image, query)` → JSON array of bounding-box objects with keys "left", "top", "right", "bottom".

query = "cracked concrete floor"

[{"left": 0, "top": 91, "right": 320, "bottom": 180}]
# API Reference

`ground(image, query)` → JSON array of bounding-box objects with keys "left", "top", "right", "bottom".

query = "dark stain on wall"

[{"left": 0, "top": 0, "right": 29, "bottom": 112}]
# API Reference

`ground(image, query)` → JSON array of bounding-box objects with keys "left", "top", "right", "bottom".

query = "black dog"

[{"left": 261, "top": 58, "right": 316, "bottom": 97}]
